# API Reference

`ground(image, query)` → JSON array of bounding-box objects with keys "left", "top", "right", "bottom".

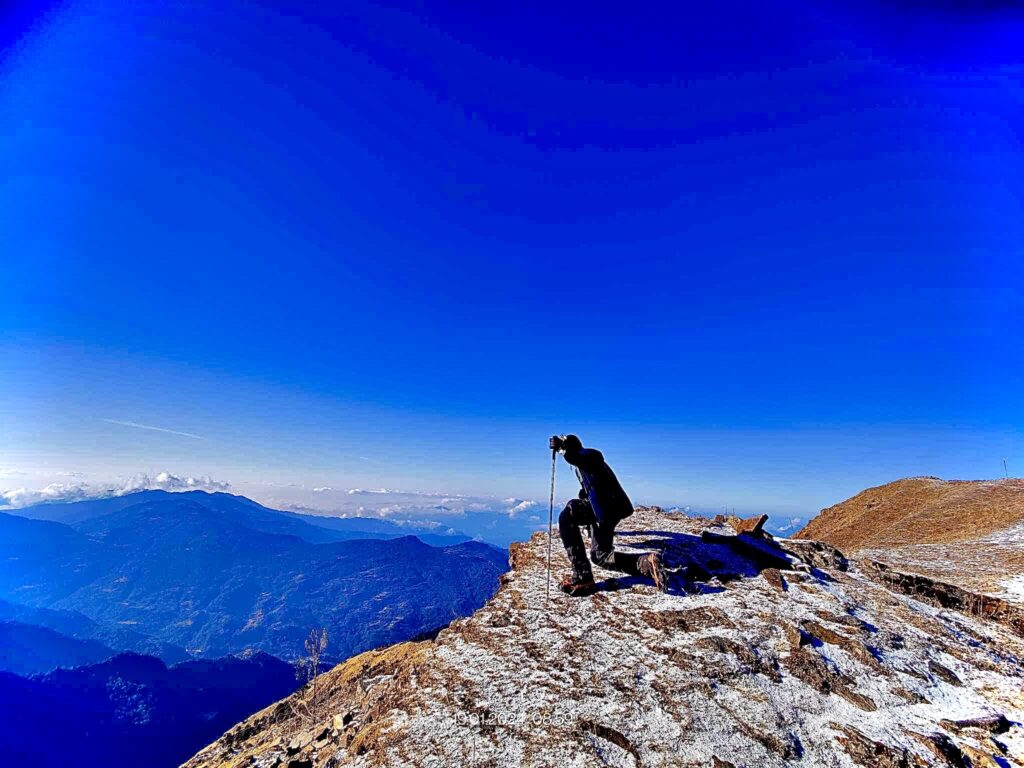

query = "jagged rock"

[
  {"left": 862, "top": 561, "right": 1024, "bottom": 637},
  {"left": 781, "top": 648, "right": 876, "bottom": 711},
  {"left": 780, "top": 539, "right": 849, "bottom": 571},
  {"left": 813, "top": 609, "right": 872, "bottom": 632},
  {"left": 959, "top": 742, "right": 1004, "bottom": 768},
  {"left": 761, "top": 568, "right": 787, "bottom": 592},
  {"left": 801, "top": 619, "right": 851, "bottom": 645},
  {"left": 578, "top": 720, "right": 641, "bottom": 765},
  {"left": 726, "top": 513, "right": 769, "bottom": 536},
  {"left": 800, "top": 619, "right": 886, "bottom": 672},
  {"left": 928, "top": 659, "right": 963, "bottom": 687},
  {"left": 695, "top": 635, "right": 782, "bottom": 682},
  {"left": 286, "top": 731, "right": 313, "bottom": 755},
  {"left": 183, "top": 506, "right": 1024, "bottom": 768},
  {"left": 835, "top": 725, "right": 914, "bottom": 767},
  {"left": 711, "top": 757, "right": 736, "bottom": 768},
  {"left": 700, "top": 529, "right": 793, "bottom": 570},
  {"left": 783, "top": 622, "right": 810, "bottom": 649},
  {"left": 641, "top": 606, "right": 735, "bottom": 632},
  {"left": 909, "top": 731, "right": 971, "bottom": 768},
  {"left": 939, "top": 713, "right": 1011, "bottom": 734},
  {"left": 893, "top": 686, "right": 929, "bottom": 704}
]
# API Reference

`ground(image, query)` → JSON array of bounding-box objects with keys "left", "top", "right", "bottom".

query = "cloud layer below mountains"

[
  {"left": 0, "top": 473, "right": 546, "bottom": 545},
  {"left": 233, "top": 486, "right": 549, "bottom": 546},
  {"left": 265, "top": 486, "right": 537, "bottom": 520},
  {"left": 0, "top": 470, "right": 810, "bottom": 545},
  {"left": 0, "top": 472, "right": 231, "bottom": 508}
]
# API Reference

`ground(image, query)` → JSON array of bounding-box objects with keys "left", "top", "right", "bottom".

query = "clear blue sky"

[{"left": 1, "top": 0, "right": 1021, "bottom": 524}]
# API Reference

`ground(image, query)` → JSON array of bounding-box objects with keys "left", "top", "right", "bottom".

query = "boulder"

[
  {"left": 286, "top": 730, "right": 313, "bottom": 755},
  {"left": 939, "top": 714, "right": 1011, "bottom": 734},
  {"left": 726, "top": 514, "right": 768, "bottom": 536}
]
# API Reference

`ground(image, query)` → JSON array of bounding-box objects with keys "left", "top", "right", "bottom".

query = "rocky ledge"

[{"left": 185, "top": 507, "right": 1024, "bottom": 768}]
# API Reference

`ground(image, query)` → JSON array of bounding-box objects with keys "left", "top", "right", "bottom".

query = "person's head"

[{"left": 560, "top": 434, "right": 583, "bottom": 455}]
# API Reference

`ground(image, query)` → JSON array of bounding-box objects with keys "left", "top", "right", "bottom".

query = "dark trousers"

[{"left": 558, "top": 498, "right": 643, "bottom": 580}]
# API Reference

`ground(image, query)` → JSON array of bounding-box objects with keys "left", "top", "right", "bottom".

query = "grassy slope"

[{"left": 796, "top": 477, "right": 1024, "bottom": 551}]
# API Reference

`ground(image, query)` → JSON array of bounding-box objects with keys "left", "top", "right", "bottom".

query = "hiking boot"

[
  {"left": 639, "top": 553, "right": 669, "bottom": 593},
  {"left": 560, "top": 573, "right": 597, "bottom": 597}
]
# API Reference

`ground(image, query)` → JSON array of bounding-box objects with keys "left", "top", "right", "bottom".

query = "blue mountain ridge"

[
  {"left": 14, "top": 488, "right": 474, "bottom": 545},
  {"left": 0, "top": 490, "right": 508, "bottom": 662},
  {"left": 0, "top": 489, "right": 509, "bottom": 767},
  {"left": 0, "top": 650, "right": 298, "bottom": 768}
]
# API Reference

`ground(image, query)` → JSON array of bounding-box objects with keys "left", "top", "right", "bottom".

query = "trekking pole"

[{"left": 546, "top": 447, "right": 556, "bottom": 602}]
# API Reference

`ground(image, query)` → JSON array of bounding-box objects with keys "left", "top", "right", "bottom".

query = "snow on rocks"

[{"left": 185, "top": 507, "right": 1024, "bottom": 768}]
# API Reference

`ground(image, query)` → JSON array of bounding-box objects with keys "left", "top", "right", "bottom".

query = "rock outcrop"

[{"left": 185, "top": 507, "right": 1024, "bottom": 768}]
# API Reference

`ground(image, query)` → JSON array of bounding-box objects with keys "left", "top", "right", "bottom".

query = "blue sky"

[{"left": 1, "top": 0, "right": 1022, "bottom": 532}]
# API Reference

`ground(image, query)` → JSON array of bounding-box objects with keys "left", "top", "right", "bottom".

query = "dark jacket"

[{"left": 563, "top": 447, "right": 633, "bottom": 524}]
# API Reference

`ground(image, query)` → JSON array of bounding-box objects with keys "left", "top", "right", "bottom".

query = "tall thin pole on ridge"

[{"left": 547, "top": 448, "right": 556, "bottom": 602}]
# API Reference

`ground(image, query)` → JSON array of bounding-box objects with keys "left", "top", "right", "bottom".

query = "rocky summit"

[{"left": 186, "top": 506, "right": 1024, "bottom": 768}]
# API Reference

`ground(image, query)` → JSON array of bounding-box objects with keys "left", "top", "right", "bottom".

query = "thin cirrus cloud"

[{"left": 102, "top": 418, "right": 204, "bottom": 440}]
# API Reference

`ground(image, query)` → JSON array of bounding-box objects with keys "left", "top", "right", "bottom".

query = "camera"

[{"left": 549, "top": 435, "right": 564, "bottom": 451}]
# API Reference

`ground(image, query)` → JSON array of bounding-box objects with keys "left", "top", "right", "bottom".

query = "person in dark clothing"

[{"left": 550, "top": 434, "right": 668, "bottom": 596}]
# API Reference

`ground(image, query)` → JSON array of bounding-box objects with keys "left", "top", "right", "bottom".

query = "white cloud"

[
  {"left": 0, "top": 472, "right": 231, "bottom": 509},
  {"left": 327, "top": 492, "right": 533, "bottom": 521},
  {"left": 313, "top": 487, "right": 333, "bottom": 493},
  {"left": 0, "top": 483, "right": 95, "bottom": 508},
  {"left": 507, "top": 499, "right": 538, "bottom": 518},
  {"left": 772, "top": 517, "right": 807, "bottom": 534},
  {"left": 118, "top": 472, "right": 230, "bottom": 494},
  {"left": 248, "top": 487, "right": 544, "bottom": 544}
]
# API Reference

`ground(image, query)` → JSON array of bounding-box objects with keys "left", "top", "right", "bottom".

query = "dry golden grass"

[
  {"left": 181, "top": 640, "right": 432, "bottom": 768},
  {"left": 797, "top": 477, "right": 1024, "bottom": 551}
]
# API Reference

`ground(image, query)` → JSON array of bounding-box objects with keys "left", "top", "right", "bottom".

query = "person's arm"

[{"left": 562, "top": 447, "right": 603, "bottom": 470}]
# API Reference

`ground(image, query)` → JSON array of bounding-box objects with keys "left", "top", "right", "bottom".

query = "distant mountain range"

[
  {"left": 0, "top": 651, "right": 297, "bottom": 767},
  {"left": 14, "top": 488, "right": 473, "bottom": 546},
  {"left": 0, "top": 598, "right": 188, "bottom": 666},
  {"left": 0, "top": 489, "right": 508, "bottom": 663},
  {"left": 0, "top": 620, "right": 115, "bottom": 677},
  {"left": 0, "top": 489, "right": 508, "bottom": 767}
]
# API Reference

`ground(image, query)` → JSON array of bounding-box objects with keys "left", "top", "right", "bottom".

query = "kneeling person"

[{"left": 551, "top": 434, "right": 668, "bottom": 596}]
